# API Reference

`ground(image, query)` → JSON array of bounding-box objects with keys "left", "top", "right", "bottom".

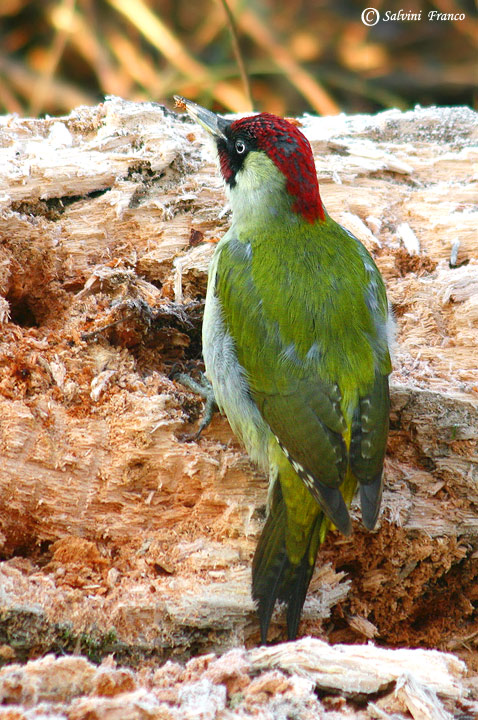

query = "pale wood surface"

[{"left": 1, "top": 639, "right": 476, "bottom": 719}]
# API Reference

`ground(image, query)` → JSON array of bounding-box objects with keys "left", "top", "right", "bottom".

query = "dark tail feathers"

[{"left": 252, "top": 494, "right": 324, "bottom": 644}]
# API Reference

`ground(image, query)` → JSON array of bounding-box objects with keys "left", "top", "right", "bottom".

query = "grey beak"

[{"left": 174, "top": 96, "right": 230, "bottom": 140}]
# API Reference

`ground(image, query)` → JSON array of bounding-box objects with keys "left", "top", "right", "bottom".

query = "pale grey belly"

[{"left": 202, "top": 284, "right": 270, "bottom": 471}]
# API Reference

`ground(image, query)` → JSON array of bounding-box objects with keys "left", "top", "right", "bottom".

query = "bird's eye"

[{"left": 235, "top": 139, "right": 246, "bottom": 154}]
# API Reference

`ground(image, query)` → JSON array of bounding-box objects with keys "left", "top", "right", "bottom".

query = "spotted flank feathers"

[{"left": 274, "top": 435, "right": 352, "bottom": 536}]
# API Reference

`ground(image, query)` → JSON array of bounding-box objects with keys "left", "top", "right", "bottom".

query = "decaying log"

[
  {"left": 0, "top": 99, "right": 477, "bottom": 709},
  {"left": 1, "top": 638, "right": 477, "bottom": 719}
]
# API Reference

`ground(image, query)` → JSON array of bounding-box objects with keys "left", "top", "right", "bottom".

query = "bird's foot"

[{"left": 172, "top": 370, "right": 218, "bottom": 441}]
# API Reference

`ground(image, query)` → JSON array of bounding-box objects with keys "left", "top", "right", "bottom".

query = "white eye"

[{"left": 235, "top": 139, "right": 246, "bottom": 154}]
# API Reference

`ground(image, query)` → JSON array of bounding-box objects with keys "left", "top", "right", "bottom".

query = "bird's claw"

[{"left": 172, "top": 371, "right": 218, "bottom": 440}]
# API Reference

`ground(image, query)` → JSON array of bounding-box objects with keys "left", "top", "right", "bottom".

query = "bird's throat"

[{"left": 228, "top": 152, "right": 324, "bottom": 228}]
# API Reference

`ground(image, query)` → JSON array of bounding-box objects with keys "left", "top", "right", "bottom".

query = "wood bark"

[{"left": 0, "top": 99, "right": 477, "bottom": 715}]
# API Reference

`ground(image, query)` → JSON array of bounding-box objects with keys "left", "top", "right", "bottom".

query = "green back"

[{"left": 214, "top": 213, "right": 391, "bottom": 533}]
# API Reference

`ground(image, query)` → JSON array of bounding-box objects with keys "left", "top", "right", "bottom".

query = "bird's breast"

[{"left": 202, "top": 262, "right": 270, "bottom": 471}]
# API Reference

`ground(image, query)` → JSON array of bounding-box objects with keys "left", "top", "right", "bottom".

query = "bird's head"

[{"left": 175, "top": 97, "right": 325, "bottom": 225}]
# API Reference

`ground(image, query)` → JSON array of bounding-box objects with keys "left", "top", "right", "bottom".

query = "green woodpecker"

[{"left": 175, "top": 97, "right": 392, "bottom": 643}]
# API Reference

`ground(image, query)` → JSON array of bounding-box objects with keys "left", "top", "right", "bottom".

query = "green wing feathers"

[
  {"left": 215, "top": 220, "right": 391, "bottom": 640},
  {"left": 351, "top": 371, "right": 390, "bottom": 529},
  {"left": 255, "top": 382, "right": 352, "bottom": 535}
]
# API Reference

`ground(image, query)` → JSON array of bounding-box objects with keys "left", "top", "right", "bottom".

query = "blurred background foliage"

[{"left": 0, "top": 0, "right": 476, "bottom": 118}]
